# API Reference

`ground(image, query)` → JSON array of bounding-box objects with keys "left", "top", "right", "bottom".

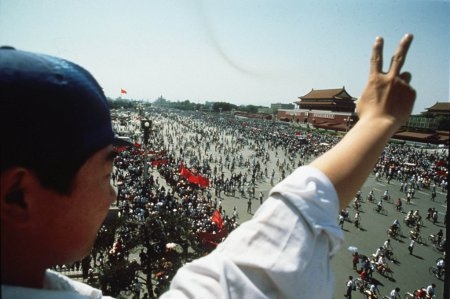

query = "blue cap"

[{"left": 0, "top": 46, "right": 115, "bottom": 173}]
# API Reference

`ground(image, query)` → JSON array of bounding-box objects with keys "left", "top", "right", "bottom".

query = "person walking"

[
  {"left": 352, "top": 252, "right": 359, "bottom": 271},
  {"left": 345, "top": 276, "right": 355, "bottom": 298},
  {"left": 389, "top": 287, "right": 401, "bottom": 299},
  {"left": 354, "top": 212, "right": 361, "bottom": 229},
  {"left": 339, "top": 214, "right": 345, "bottom": 229},
  {"left": 408, "top": 239, "right": 415, "bottom": 255}
]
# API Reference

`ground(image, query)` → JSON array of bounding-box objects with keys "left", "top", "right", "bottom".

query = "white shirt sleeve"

[
  {"left": 162, "top": 166, "right": 343, "bottom": 299},
  {"left": 1, "top": 270, "right": 114, "bottom": 299}
]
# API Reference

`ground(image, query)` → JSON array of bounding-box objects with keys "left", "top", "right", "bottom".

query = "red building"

[
  {"left": 295, "top": 87, "right": 356, "bottom": 112},
  {"left": 276, "top": 87, "right": 356, "bottom": 131}
]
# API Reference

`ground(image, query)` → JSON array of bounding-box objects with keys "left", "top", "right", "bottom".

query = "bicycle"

[
  {"left": 428, "top": 234, "right": 438, "bottom": 245},
  {"left": 433, "top": 242, "right": 445, "bottom": 253},
  {"left": 410, "top": 231, "right": 426, "bottom": 245},
  {"left": 403, "top": 292, "right": 415, "bottom": 299},
  {"left": 429, "top": 266, "right": 445, "bottom": 280},
  {"left": 373, "top": 206, "right": 388, "bottom": 216},
  {"left": 375, "top": 264, "right": 394, "bottom": 280},
  {"left": 395, "top": 204, "right": 405, "bottom": 213},
  {"left": 387, "top": 229, "right": 400, "bottom": 240},
  {"left": 403, "top": 290, "right": 424, "bottom": 299},
  {"left": 354, "top": 277, "right": 368, "bottom": 293}
]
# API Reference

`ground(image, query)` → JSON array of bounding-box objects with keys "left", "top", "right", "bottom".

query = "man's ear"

[{"left": 1, "top": 168, "right": 32, "bottom": 223}]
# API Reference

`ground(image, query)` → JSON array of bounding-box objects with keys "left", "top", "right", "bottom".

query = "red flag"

[
  {"left": 197, "top": 226, "right": 228, "bottom": 250},
  {"left": 188, "top": 175, "right": 199, "bottom": 185},
  {"left": 197, "top": 175, "right": 209, "bottom": 187},
  {"left": 120, "top": 88, "right": 127, "bottom": 94},
  {"left": 179, "top": 163, "right": 193, "bottom": 179},
  {"left": 211, "top": 209, "right": 223, "bottom": 229}
]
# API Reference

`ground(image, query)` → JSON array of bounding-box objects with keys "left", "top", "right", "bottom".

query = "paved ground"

[
  {"left": 64, "top": 115, "right": 447, "bottom": 298},
  {"left": 154, "top": 119, "right": 447, "bottom": 298},
  {"left": 212, "top": 170, "right": 446, "bottom": 298}
]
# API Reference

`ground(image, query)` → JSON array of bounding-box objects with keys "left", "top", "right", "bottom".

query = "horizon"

[{"left": 1, "top": 0, "right": 449, "bottom": 114}]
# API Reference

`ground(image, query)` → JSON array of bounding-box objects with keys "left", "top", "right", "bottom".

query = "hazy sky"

[{"left": 1, "top": 0, "right": 449, "bottom": 114}]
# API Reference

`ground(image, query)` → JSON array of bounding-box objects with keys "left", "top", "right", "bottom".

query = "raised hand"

[{"left": 357, "top": 34, "right": 416, "bottom": 131}]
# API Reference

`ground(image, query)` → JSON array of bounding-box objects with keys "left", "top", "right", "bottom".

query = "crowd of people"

[
  {"left": 45, "top": 106, "right": 448, "bottom": 298},
  {"left": 342, "top": 149, "right": 446, "bottom": 298}
]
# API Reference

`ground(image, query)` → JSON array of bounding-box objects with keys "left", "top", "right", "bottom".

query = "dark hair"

[{"left": 0, "top": 151, "right": 84, "bottom": 195}]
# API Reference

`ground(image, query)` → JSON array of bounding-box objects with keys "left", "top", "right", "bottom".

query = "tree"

[
  {"left": 93, "top": 207, "right": 204, "bottom": 297},
  {"left": 153, "top": 96, "right": 168, "bottom": 107},
  {"left": 212, "top": 102, "right": 237, "bottom": 112},
  {"left": 108, "top": 98, "right": 139, "bottom": 109}
]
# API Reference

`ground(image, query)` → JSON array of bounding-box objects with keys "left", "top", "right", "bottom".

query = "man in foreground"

[{"left": 1, "top": 34, "right": 415, "bottom": 298}]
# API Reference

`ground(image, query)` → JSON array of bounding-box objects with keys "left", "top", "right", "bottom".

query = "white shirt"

[
  {"left": 1, "top": 270, "right": 113, "bottom": 299},
  {"left": 390, "top": 289, "right": 400, "bottom": 299},
  {"left": 426, "top": 285, "right": 435, "bottom": 296},
  {"left": 162, "top": 166, "right": 343, "bottom": 299},
  {"left": 347, "top": 280, "right": 354, "bottom": 288}
]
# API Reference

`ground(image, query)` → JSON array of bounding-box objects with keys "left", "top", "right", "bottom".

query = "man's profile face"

[{"left": 33, "top": 145, "right": 117, "bottom": 265}]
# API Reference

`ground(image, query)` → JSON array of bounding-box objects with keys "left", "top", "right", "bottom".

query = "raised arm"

[{"left": 310, "top": 34, "right": 416, "bottom": 209}]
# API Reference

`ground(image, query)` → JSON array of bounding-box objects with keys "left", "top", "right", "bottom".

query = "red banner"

[
  {"left": 198, "top": 226, "right": 228, "bottom": 250},
  {"left": 180, "top": 163, "right": 209, "bottom": 187},
  {"left": 211, "top": 209, "right": 223, "bottom": 229},
  {"left": 198, "top": 175, "right": 209, "bottom": 187},
  {"left": 180, "top": 163, "right": 193, "bottom": 179},
  {"left": 188, "top": 175, "right": 199, "bottom": 184}
]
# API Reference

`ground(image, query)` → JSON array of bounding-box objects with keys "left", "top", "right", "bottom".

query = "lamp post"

[{"left": 141, "top": 119, "right": 152, "bottom": 147}]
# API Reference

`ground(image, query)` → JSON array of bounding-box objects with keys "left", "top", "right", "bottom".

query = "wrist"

[{"left": 353, "top": 116, "right": 398, "bottom": 138}]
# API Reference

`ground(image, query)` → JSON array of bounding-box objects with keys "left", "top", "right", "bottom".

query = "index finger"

[
  {"left": 389, "top": 34, "right": 414, "bottom": 76},
  {"left": 370, "top": 36, "right": 384, "bottom": 75}
]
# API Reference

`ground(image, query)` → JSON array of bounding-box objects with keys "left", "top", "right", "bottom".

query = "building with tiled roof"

[
  {"left": 294, "top": 87, "right": 356, "bottom": 112},
  {"left": 274, "top": 90, "right": 448, "bottom": 144},
  {"left": 275, "top": 87, "right": 356, "bottom": 131},
  {"left": 424, "top": 102, "right": 450, "bottom": 115}
]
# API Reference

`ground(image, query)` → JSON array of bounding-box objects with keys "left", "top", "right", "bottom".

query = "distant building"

[
  {"left": 234, "top": 111, "right": 272, "bottom": 121},
  {"left": 257, "top": 107, "right": 274, "bottom": 114},
  {"left": 275, "top": 89, "right": 447, "bottom": 144},
  {"left": 424, "top": 102, "right": 450, "bottom": 116},
  {"left": 392, "top": 102, "right": 449, "bottom": 144},
  {"left": 405, "top": 116, "right": 438, "bottom": 130},
  {"left": 276, "top": 87, "right": 356, "bottom": 131},
  {"left": 294, "top": 87, "right": 356, "bottom": 112},
  {"left": 271, "top": 103, "right": 295, "bottom": 110}
]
